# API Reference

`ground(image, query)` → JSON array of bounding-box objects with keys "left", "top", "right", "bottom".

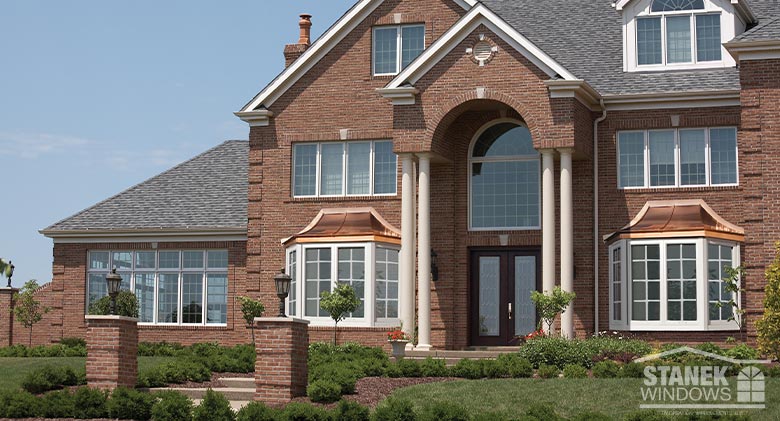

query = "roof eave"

[
  {"left": 725, "top": 39, "right": 780, "bottom": 63},
  {"left": 40, "top": 227, "right": 248, "bottom": 238}
]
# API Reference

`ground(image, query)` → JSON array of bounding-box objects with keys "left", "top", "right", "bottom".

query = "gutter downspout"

[{"left": 594, "top": 99, "right": 607, "bottom": 336}]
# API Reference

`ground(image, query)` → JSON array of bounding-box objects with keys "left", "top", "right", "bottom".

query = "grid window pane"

[
  {"left": 667, "top": 16, "right": 692, "bottom": 63},
  {"left": 632, "top": 245, "right": 661, "bottom": 321},
  {"left": 374, "top": 141, "right": 397, "bottom": 194},
  {"left": 320, "top": 143, "right": 344, "bottom": 195},
  {"left": 680, "top": 129, "right": 706, "bottom": 185},
  {"left": 375, "top": 247, "right": 400, "bottom": 319},
  {"left": 182, "top": 251, "right": 204, "bottom": 269},
  {"left": 112, "top": 252, "right": 133, "bottom": 270},
  {"left": 294, "top": 144, "right": 318, "bottom": 196},
  {"left": 667, "top": 244, "right": 698, "bottom": 321},
  {"left": 135, "top": 273, "right": 155, "bottom": 323},
  {"left": 374, "top": 27, "right": 398, "bottom": 74},
  {"left": 305, "top": 248, "right": 331, "bottom": 317},
  {"left": 649, "top": 131, "right": 676, "bottom": 186},
  {"left": 338, "top": 247, "right": 366, "bottom": 318},
  {"left": 182, "top": 274, "right": 203, "bottom": 324},
  {"left": 207, "top": 250, "right": 228, "bottom": 269},
  {"left": 619, "top": 132, "right": 646, "bottom": 188},
  {"left": 90, "top": 252, "right": 110, "bottom": 270},
  {"left": 708, "top": 244, "right": 734, "bottom": 321},
  {"left": 159, "top": 251, "right": 180, "bottom": 269},
  {"left": 158, "top": 273, "right": 179, "bottom": 323},
  {"left": 612, "top": 247, "right": 623, "bottom": 322},
  {"left": 638, "top": 18, "right": 663, "bottom": 65},
  {"left": 696, "top": 14, "right": 722, "bottom": 62},
  {"left": 401, "top": 25, "right": 425, "bottom": 69},
  {"left": 135, "top": 251, "right": 156, "bottom": 269},
  {"left": 288, "top": 251, "right": 297, "bottom": 317},
  {"left": 710, "top": 128, "right": 737, "bottom": 185},
  {"left": 347, "top": 143, "right": 371, "bottom": 195},
  {"left": 472, "top": 161, "right": 539, "bottom": 229},
  {"left": 206, "top": 274, "right": 228, "bottom": 324},
  {"left": 88, "top": 274, "right": 107, "bottom": 310}
]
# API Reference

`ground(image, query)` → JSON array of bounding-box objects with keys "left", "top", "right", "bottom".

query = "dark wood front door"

[{"left": 470, "top": 249, "right": 541, "bottom": 346}]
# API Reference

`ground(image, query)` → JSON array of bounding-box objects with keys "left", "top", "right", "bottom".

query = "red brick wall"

[
  {"left": 85, "top": 316, "right": 138, "bottom": 390},
  {"left": 0, "top": 289, "right": 16, "bottom": 347},
  {"left": 254, "top": 318, "right": 309, "bottom": 405}
]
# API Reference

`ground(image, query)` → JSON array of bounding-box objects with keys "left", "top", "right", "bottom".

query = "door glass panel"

[
  {"left": 514, "top": 256, "right": 537, "bottom": 335},
  {"left": 478, "top": 257, "right": 500, "bottom": 337}
]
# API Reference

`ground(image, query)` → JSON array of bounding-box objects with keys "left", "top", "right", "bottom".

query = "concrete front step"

[
  {"left": 405, "top": 349, "right": 518, "bottom": 359},
  {"left": 152, "top": 387, "right": 255, "bottom": 401},
  {"left": 220, "top": 377, "right": 256, "bottom": 389}
]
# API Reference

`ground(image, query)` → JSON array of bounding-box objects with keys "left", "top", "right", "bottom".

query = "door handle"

[{"left": 508, "top": 303, "right": 513, "bottom": 320}]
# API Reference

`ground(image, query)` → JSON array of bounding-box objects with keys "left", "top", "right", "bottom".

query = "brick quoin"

[
  {"left": 254, "top": 318, "right": 309, "bottom": 406},
  {"left": 85, "top": 316, "right": 138, "bottom": 390}
]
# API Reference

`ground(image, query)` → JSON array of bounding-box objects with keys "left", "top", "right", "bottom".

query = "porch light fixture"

[
  {"left": 274, "top": 269, "right": 292, "bottom": 317},
  {"left": 105, "top": 268, "right": 123, "bottom": 316},
  {"left": 431, "top": 249, "right": 439, "bottom": 282},
  {"left": 6, "top": 261, "right": 14, "bottom": 288}
]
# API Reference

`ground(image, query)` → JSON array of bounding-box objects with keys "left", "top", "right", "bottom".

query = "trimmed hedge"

[
  {"left": 21, "top": 365, "right": 83, "bottom": 394},
  {"left": 518, "top": 336, "right": 652, "bottom": 369}
]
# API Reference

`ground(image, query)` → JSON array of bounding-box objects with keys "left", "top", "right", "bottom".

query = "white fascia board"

[
  {"left": 383, "top": 4, "right": 577, "bottom": 92},
  {"left": 545, "top": 79, "right": 603, "bottom": 111},
  {"left": 725, "top": 39, "right": 780, "bottom": 62},
  {"left": 41, "top": 228, "right": 248, "bottom": 244},
  {"left": 614, "top": 0, "right": 632, "bottom": 11},
  {"left": 239, "top": 0, "right": 476, "bottom": 115},
  {"left": 616, "top": 0, "right": 756, "bottom": 23},
  {"left": 602, "top": 90, "right": 740, "bottom": 111}
]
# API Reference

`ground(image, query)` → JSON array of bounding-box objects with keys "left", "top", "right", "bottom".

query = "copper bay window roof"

[
  {"left": 282, "top": 208, "right": 401, "bottom": 246},
  {"left": 604, "top": 199, "right": 744, "bottom": 243}
]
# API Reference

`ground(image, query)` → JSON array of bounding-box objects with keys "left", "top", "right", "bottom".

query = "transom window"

[
  {"left": 87, "top": 250, "right": 228, "bottom": 325},
  {"left": 373, "top": 25, "right": 425, "bottom": 76},
  {"left": 637, "top": 0, "right": 721, "bottom": 66},
  {"left": 617, "top": 127, "right": 737, "bottom": 189},
  {"left": 286, "top": 243, "right": 399, "bottom": 327},
  {"left": 469, "top": 121, "right": 540, "bottom": 230},
  {"left": 609, "top": 238, "right": 740, "bottom": 331},
  {"left": 293, "top": 140, "right": 397, "bottom": 197}
]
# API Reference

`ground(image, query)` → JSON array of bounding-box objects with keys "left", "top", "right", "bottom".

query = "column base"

[{"left": 414, "top": 344, "right": 433, "bottom": 351}]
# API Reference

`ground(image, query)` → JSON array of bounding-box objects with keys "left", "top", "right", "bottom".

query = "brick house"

[{"left": 6, "top": 0, "right": 780, "bottom": 350}]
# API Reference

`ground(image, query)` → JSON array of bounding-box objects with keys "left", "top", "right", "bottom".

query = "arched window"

[
  {"left": 469, "top": 120, "right": 540, "bottom": 230},
  {"left": 651, "top": 0, "right": 704, "bottom": 12}
]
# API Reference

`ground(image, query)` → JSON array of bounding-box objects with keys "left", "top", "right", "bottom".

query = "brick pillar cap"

[
  {"left": 254, "top": 317, "right": 310, "bottom": 325},
  {"left": 85, "top": 315, "right": 139, "bottom": 323},
  {"left": 0, "top": 287, "right": 19, "bottom": 293}
]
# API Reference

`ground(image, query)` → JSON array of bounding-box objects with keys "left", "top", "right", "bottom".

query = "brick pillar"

[
  {"left": 0, "top": 288, "right": 17, "bottom": 347},
  {"left": 85, "top": 315, "right": 138, "bottom": 390},
  {"left": 254, "top": 317, "right": 310, "bottom": 405}
]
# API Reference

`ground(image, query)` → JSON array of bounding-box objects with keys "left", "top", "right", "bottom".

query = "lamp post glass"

[
  {"left": 105, "top": 268, "right": 123, "bottom": 315},
  {"left": 275, "top": 269, "right": 292, "bottom": 317}
]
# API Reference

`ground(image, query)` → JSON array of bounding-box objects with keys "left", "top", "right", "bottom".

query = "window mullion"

[
  {"left": 644, "top": 131, "right": 651, "bottom": 188},
  {"left": 396, "top": 26, "right": 402, "bottom": 74},
  {"left": 698, "top": 239, "right": 708, "bottom": 328},
  {"left": 674, "top": 129, "right": 681, "bottom": 187},
  {"left": 661, "top": 16, "right": 667, "bottom": 65},
  {"left": 369, "top": 142, "right": 375, "bottom": 196},
  {"left": 691, "top": 14, "right": 697, "bottom": 64},
  {"left": 660, "top": 241, "right": 668, "bottom": 323}
]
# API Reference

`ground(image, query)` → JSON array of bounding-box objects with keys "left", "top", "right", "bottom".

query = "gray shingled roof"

[
  {"left": 43, "top": 140, "right": 248, "bottom": 233},
  {"left": 482, "top": 0, "right": 779, "bottom": 96},
  {"left": 734, "top": 17, "right": 780, "bottom": 41}
]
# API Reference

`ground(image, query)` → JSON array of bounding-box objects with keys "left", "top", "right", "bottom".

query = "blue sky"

[{"left": 0, "top": 0, "right": 354, "bottom": 287}]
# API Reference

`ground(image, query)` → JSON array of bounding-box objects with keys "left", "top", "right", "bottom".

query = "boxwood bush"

[
  {"left": 518, "top": 335, "right": 652, "bottom": 368},
  {"left": 307, "top": 379, "right": 342, "bottom": 403},
  {"left": 592, "top": 360, "right": 620, "bottom": 378},
  {"left": 562, "top": 364, "right": 588, "bottom": 378},
  {"left": 236, "top": 402, "right": 278, "bottom": 421},
  {"left": 497, "top": 353, "right": 533, "bottom": 378},
  {"left": 193, "top": 389, "right": 235, "bottom": 421},
  {"left": 536, "top": 363, "right": 560, "bottom": 379},
  {"left": 21, "top": 365, "right": 82, "bottom": 394},
  {"left": 151, "top": 390, "right": 193, "bottom": 421}
]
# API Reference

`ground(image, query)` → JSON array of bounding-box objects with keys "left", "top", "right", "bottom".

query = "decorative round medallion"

[{"left": 467, "top": 34, "right": 498, "bottom": 66}]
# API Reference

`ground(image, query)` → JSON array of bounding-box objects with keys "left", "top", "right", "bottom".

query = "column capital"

[
  {"left": 538, "top": 148, "right": 557, "bottom": 156},
  {"left": 415, "top": 152, "right": 433, "bottom": 160},
  {"left": 557, "top": 148, "right": 575, "bottom": 156},
  {"left": 398, "top": 152, "right": 416, "bottom": 161}
]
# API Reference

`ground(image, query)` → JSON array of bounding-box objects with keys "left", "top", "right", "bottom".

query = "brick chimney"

[{"left": 284, "top": 14, "right": 312, "bottom": 67}]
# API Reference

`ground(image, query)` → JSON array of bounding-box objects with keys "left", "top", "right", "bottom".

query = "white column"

[
  {"left": 416, "top": 154, "right": 432, "bottom": 351},
  {"left": 559, "top": 148, "right": 575, "bottom": 339},
  {"left": 541, "top": 149, "right": 556, "bottom": 334},
  {"left": 400, "top": 154, "right": 416, "bottom": 342}
]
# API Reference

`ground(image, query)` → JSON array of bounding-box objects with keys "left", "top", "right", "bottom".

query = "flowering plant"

[
  {"left": 387, "top": 328, "right": 410, "bottom": 341},
  {"left": 524, "top": 329, "right": 546, "bottom": 340}
]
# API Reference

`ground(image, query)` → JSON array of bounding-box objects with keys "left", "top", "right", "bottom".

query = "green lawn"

[
  {"left": 0, "top": 356, "right": 175, "bottom": 391},
  {"left": 390, "top": 378, "right": 780, "bottom": 420}
]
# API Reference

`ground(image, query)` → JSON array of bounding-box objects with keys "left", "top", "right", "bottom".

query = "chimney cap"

[{"left": 298, "top": 13, "right": 312, "bottom": 45}]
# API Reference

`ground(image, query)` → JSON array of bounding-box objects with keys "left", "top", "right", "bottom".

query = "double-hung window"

[
  {"left": 373, "top": 25, "right": 425, "bottom": 75},
  {"left": 617, "top": 127, "right": 737, "bottom": 189},
  {"left": 293, "top": 140, "right": 397, "bottom": 197},
  {"left": 86, "top": 250, "right": 228, "bottom": 325},
  {"left": 636, "top": 0, "right": 721, "bottom": 67}
]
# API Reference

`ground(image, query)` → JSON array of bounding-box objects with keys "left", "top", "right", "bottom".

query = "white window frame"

[
  {"left": 608, "top": 238, "right": 740, "bottom": 331},
  {"left": 85, "top": 250, "right": 228, "bottom": 327},
  {"left": 292, "top": 140, "right": 397, "bottom": 198},
  {"left": 617, "top": 127, "right": 738, "bottom": 189},
  {"left": 372, "top": 24, "right": 426, "bottom": 76},
  {"left": 468, "top": 118, "right": 542, "bottom": 232},
  {"left": 285, "top": 242, "right": 400, "bottom": 327},
  {"left": 622, "top": 0, "right": 741, "bottom": 72}
]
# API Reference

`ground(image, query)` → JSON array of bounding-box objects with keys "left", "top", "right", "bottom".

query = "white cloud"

[{"left": 0, "top": 132, "right": 91, "bottom": 159}]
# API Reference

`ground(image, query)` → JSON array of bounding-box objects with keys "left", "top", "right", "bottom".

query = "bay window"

[
  {"left": 87, "top": 250, "right": 228, "bottom": 325},
  {"left": 609, "top": 238, "right": 740, "bottom": 331},
  {"left": 617, "top": 127, "right": 737, "bottom": 189},
  {"left": 293, "top": 140, "right": 397, "bottom": 197}
]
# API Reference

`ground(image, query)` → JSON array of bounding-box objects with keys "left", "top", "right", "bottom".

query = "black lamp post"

[
  {"left": 105, "top": 268, "right": 123, "bottom": 316},
  {"left": 431, "top": 250, "right": 439, "bottom": 282},
  {"left": 274, "top": 269, "right": 292, "bottom": 318},
  {"left": 5, "top": 261, "right": 13, "bottom": 288}
]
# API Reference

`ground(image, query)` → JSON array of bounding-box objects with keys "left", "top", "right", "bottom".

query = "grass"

[
  {"left": 0, "top": 356, "right": 175, "bottom": 391},
  {"left": 390, "top": 378, "right": 780, "bottom": 420}
]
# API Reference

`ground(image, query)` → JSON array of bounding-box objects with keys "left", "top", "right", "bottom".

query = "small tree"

[
  {"left": 238, "top": 296, "right": 265, "bottom": 346},
  {"left": 320, "top": 283, "right": 360, "bottom": 345},
  {"left": 758, "top": 242, "right": 780, "bottom": 360},
  {"left": 89, "top": 291, "right": 139, "bottom": 318},
  {"left": 716, "top": 266, "right": 747, "bottom": 342},
  {"left": 531, "top": 286, "right": 576, "bottom": 335},
  {"left": 13, "top": 280, "right": 51, "bottom": 346},
  {"left": 0, "top": 258, "right": 8, "bottom": 276}
]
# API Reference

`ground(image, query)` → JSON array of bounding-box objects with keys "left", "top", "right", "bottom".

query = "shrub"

[
  {"left": 385, "top": 362, "right": 403, "bottom": 378},
  {"left": 89, "top": 290, "right": 139, "bottom": 318},
  {"left": 619, "top": 362, "right": 646, "bottom": 378},
  {"left": 592, "top": 360, "right": 620, "bottom": 378},
  {"left": 152, "top": 390, "right": 193, "bottom": 421},
  {"left": 236, "top": 402, "right": 278, "bottom": 421},
  {"left": 138, "top": 341, "right": 185, "bottom": 356},
  {"left": 419, "top": 357, "right": 448, "bottom": 377},
  {"left": 764, "top": 365, "right": 780, "bottom": 377},
  {"left": 334, "top": 399, "right": 370, "bottom": 421},
  {"left": 310, "top": 364, "right": 358, "bottom": 394},
  {"left": 518, "top": 337, "right": 592, "bottom": 368},
  {"left": 536, "top": 363, "right": 560, "bottom": 379},
  {"left": 22, "top": 365, "right": 79, "bottom": 394},
  {"left": 60, "top": 336, "right": 86, "bottom": 347},
  {"left": 419, "top": 402, "right": 469, "bottom": 421},
  {"left": 0, "top": 389, "right": 38, "bottom": 418},
  {"left": 308, "top": 380, "right": 342, "bottom": 403},
  {"left": 38, "top": 389, "right": 76, "bottom": 418},
  {"left": 398, "top": 359, "right": 422, "bottom": 377},
  {"left": 193, "top": 389, "right": 235, "bottom": 421},
  {"left": 373, "top": 397, "right": 417, "bottom": 421},
  {"left": 758, "top": 243, "right": 780, "bottom": 360},
  {"left": 562, "top": 364, "right": 588, "bottom": 378},
  {"left": 107, "top": 387, "right": 155, "bottom": 420},
  {"left": 73, "top": 386, "right": 109, "bottom": 419},
  {"left": 725, "top": 343, "right": 760, "bottom": 360},
  {"left": 451, "top": 358, "right": 484, "bottom": 379},
  {"left": 483, "top": 359, "right": 509, "bottom": 378},
  {"left": 497, "top": 354, "right": 533, "bottom": 378},
  {"left": 280, "top": 402, "right": 332, "bottom": 421}
]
